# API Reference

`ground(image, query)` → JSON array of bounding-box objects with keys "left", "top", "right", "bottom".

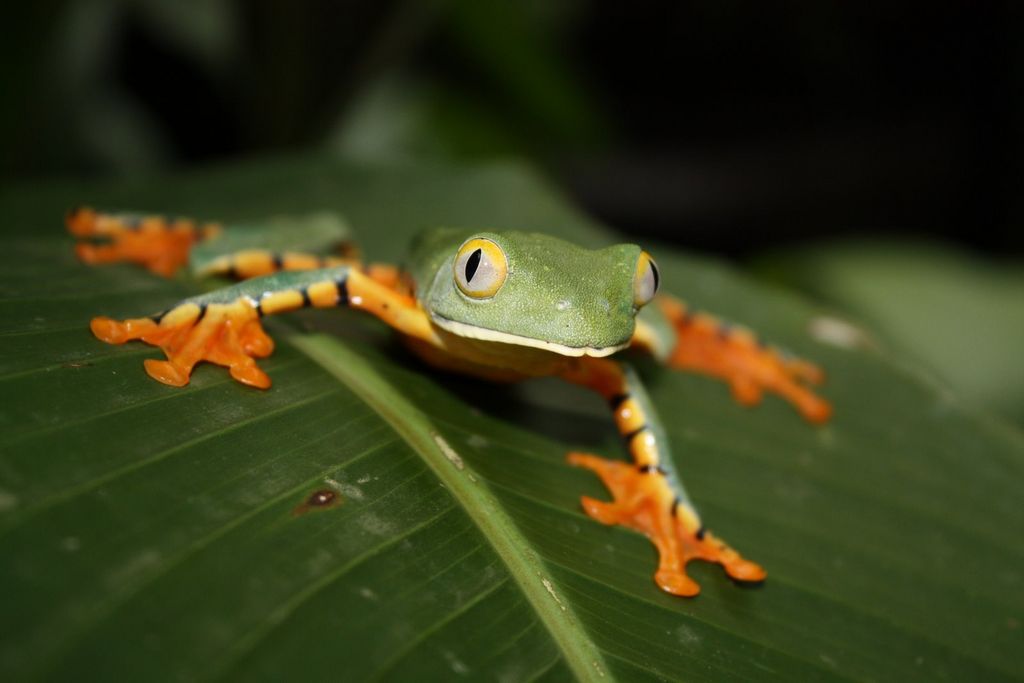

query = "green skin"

[
  {"left": 80, "top": 211, "right": 822, "bottom": 593},
  {"left": 191, "top": 226, "right": 672, "bottom": 357},
  {"left": 183, "top": 225, "right": 689, "bottom": 507},
  {"left": 409, "top": 228, "right": 647, "bottom": 353},
  {"left": 408, "top": 229, "right": 687, "bottom": 505}
]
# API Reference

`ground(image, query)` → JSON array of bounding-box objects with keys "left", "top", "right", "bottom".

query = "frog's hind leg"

[
  {"left": 195, "top": 250, "right": 358, "bottom": 280},
  {"left": 561, "top": 357, "right": 765, "bottom": 597},
  {"left": 196, "top": 249, "right": 403, "bottom": 290},
  {"left": 649, "top": 294, "right": 832, "bottom": 423},
  {"left": 91, "top": 265, "right": 435, "bottom": 388},
  {"left": 67, "top": 206, "right": 221, "bottom": 277},
  {"left": 187, "top": 212, "right": 363, "bottom": 281}
]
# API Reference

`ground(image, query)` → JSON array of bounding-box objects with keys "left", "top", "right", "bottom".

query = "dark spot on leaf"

[
  {"left": 292, "top": 488, "right": 342, "bottom": 516},
  {"left": 311, "top": 489, "right": 336, "bottom": 506}
]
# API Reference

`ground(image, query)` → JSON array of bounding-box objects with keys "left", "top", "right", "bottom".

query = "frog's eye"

[
  {"left": 454, "top": 237, "right": 508, "bottom": 299},
  {"left": 633, "top": 251, "right": 660, "bottom": 307}
]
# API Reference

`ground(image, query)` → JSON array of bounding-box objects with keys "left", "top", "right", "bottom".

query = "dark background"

[
  {"left": 5, "top": 0, "right": 1022, "bottom": 257},
  {"left": 4, "top": 1, "right": 1024, "bottom": 422}
]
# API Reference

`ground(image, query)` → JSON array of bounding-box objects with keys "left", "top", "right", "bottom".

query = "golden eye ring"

[
  {"left": 454, "top": 237, "right": 508, "bottom": 299},
  {"left": 634, "top": 251, "right": 660, "bottom": 307}
]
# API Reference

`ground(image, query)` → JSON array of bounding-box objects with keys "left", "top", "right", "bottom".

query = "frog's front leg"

[
  {"left": 91, "top": 266, "right": 436, "bottom": 388},
  {"left": 635, "top": 294, "right": 832, "bottom": 423},
  {"left": 67, "top": 207, "right": 222, "bottom": 277},
  {"left": 561, "top": 357, "right": 765, "bottom": 597}
]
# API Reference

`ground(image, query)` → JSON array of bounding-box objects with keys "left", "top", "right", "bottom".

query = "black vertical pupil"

[
  {"left": 650, "top": 260, "right": 660, "bottom": 292},
  {"left": 465, "top": 248, "right": 483, "bottom": 282}
]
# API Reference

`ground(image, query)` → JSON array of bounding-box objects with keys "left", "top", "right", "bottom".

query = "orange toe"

[
  {"left": 66, "top": 206, "right": 99, "bottom": 237},
  {"left": 578, "top": 495, "right": 623, "bottom": 525},
  {"left": 801, "top": 397, "right": 833, "bottom": 424},
  {"left": 730, "top": 377, "right": 763, "bottom": 406},
  {"left": 724, "top": 557, "right": 767, "bottom": 582},
  {"left": 240, "top": 323, "right": 275, "bottom": 357},
  {"left": 229, "top": 362, "right": 272, "bottom": 389},
  {"left": 144, "top": 359, "right": 191, "bottom": 386},
  {"left": 655, "top": 568, "right": 701, "bottom": 597},
  {"left": 90, "top": 316, "right": 127, "bottom": 343}
]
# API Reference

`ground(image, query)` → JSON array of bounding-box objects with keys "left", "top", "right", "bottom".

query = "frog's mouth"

[{"left": 429, "top": 313, "right": 629, "bottom": 357}]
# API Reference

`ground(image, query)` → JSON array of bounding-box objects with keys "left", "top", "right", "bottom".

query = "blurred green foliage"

[
  {"left": 757, "top": 242, "right": 1024, "bottom": 426},
  {"left": 2, "top": 0, "right": 606, "bottom": 180}
]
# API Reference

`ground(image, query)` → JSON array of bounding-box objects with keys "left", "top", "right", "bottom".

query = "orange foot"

[
  {"left": 658, "top": 296, "right": 832, "bottom": 424},
  {"left": 91, "top": 299, "right": 273, "bottom": 388},
  {"left": 568, "top": 451, "right": 765, "bottom": 597},
  {"left": 67, "top": 206, "right": 221, "bottom": 277}
]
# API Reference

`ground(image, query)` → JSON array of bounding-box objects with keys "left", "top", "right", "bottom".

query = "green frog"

[{"left": 69, "top": 207, "right": 831, "bottom": 597}]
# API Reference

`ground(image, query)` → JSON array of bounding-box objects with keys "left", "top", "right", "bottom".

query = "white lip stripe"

[{"left": 429, "top": 313, "right": 629, "bottom": 357}]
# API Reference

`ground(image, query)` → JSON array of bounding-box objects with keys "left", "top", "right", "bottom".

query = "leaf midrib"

[{"left": 288, "top": 331, "right": 612, "bottom": 683}]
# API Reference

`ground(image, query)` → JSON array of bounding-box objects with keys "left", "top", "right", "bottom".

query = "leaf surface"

[{"left": 1, "top": 158, "right": 1022, "bottom": 681}]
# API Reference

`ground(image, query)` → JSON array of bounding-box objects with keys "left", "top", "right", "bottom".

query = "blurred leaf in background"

[
  {"left": 1, "top": 0, "right": 607, "bottom": 180},
  {"left": 333, "top": 0, "right": 609, "bottom": 162},
  {"left": 756, "top": 242, "right": 1024, "bottom": 426},
  {"left": 2, "top": 0, "right": 239, "bottom": 177}
]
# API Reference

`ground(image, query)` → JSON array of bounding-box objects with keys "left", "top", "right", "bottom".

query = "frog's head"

[{"left": 411, "top": 229, "right": 659, "bottom": 357}]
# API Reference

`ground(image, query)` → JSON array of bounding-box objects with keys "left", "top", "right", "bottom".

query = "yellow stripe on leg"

[
  {"left": 280, "top": 253, "right": 323, "bottom": 270},
  {"left": 232, "top": 250, "right": 278, "bottom": 278},
  {"left": 307, "top": 280, "right": 344, "bottom": 308},
  {"left": 258, "top": 290, "right": 306, "bottom": 315},
  {"left": 612, "top": 396, "right": 647, "bottom": 436}
]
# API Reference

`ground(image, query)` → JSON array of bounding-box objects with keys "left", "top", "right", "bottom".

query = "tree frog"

[{"left": 68, "top": 206, "right": 831, "bottom": 598}]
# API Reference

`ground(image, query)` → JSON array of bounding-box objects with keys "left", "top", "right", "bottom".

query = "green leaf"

[
  {"left": 1, "top": 158, "right": 1022, "bottom": 681},
  {"left": 754, "top": 241, "right": 1024, "bottom": 425}
]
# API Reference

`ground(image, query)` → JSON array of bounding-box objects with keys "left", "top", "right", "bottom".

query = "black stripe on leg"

[
  {"left": 335, "top": 276, "right": 349, "bottom": 306},
  {"left": 671, "top": 497, "right": 681, "bottom": 517},
  {"left": 272, "top": 253, "right": 284, "bottom": 270},
  {"left": 623, "top": 425, "right": 648, "bottom": 445},
  {"left": 300, "top": 287, "right": 312, "bottom": 307},
  {"left": 637, "top": 464, "right": 668, "bottom": 475},
  {"left": 195, "top": 303, "right": 208, "bottom": 323},
  {"left": 608, "top": 393, "right": 630, "bottom": 411},
  {"left": 696, "top": 525, "right": 707, "bottom": 540},
  {"left": 149, "top": 310, "right": 167, "bottom": 324}
]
